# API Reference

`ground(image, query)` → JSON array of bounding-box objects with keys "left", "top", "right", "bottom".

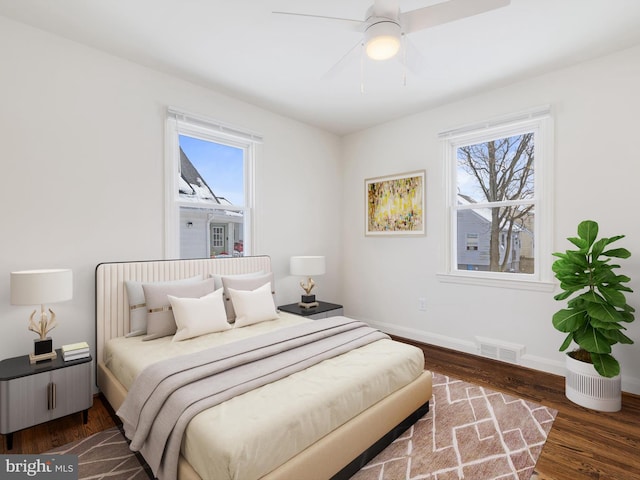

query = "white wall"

[
  {"left": 2, "top": 14, "right": 638, "bottom": 396},
  {"left": 0, "top": 17, "right": 343, "bottom": 365},
  {"left": 342, "top": 45, "right": 640, "bottom": 394}
]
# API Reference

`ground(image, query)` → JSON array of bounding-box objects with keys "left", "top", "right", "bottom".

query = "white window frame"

[
  {"left": 164, "top": 107, "right": 260, "bottom": 259},
  {"left": 437, "top": 106, "right": 555, "bottom": 292}
]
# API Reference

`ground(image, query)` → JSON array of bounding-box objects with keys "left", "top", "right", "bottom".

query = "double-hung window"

[
  {"left": 165, "top": 108, "right": 261, "bottom": 259},
  {"left": 440, "top": 107, "right": 554, "bottom": 290}
]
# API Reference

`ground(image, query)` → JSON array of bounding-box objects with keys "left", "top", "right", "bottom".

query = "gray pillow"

[
  {"left": 210, "top": 270, "right": 265, "bottom": 291},
  {"left": 221, "top": 273, "right": 275, "bottom": 322},
  {"left": 142, "top": 278, "right": 217, "bottom": 341},
  {"left": 125, "top": 275, "right": 203, "bottom": 337}
]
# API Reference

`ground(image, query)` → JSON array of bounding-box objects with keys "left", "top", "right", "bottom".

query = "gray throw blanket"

[{"left": 117, "top": 316, "right": 389, "bottom": 480}]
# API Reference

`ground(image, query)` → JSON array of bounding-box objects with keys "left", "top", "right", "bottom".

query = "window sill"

[{"left": 436, "top": 272, "right": 556, "bottom": 292}]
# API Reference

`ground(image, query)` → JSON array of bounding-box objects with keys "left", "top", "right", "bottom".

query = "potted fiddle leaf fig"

[{"left": 552, "top": 220, "right": 635, "bottom": 411}]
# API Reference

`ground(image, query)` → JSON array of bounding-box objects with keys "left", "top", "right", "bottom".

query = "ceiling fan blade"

[
  {"left": 272, "top": 11, "right": 363, "bottom": 31},
  {"left": 322, "top": 40, "right": 363, "bottom": 81},
  {"left": 399, "top": 35, "right": 428, "bottom": 75},
  {"left": 401, "top": 0, "right": 510, "bottom": 33}
]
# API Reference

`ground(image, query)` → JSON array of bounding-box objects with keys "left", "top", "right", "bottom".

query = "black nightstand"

[
  {"left": 278, "top": 301, "right": 344, "bottom": 320},
  {"left": 0, "top": 349, "right": 93, "bottom": 450}
]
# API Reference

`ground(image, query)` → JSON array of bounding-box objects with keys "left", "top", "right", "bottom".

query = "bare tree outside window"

[{"left": 456, "top": 133, "right": 535, "bottom": 273}]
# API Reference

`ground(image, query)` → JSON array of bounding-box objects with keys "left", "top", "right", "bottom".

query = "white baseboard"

[
  {"left": 364, "top": 319, "right": 477, "bottom": 355},
  {"left": 363, "top": 318, "right": 640, "bottom": 396}
]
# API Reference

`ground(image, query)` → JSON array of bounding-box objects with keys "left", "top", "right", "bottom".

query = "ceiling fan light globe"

[
  {"left": 365, "top": 21, "right": 401, "bottom": 60},
  {"left": 366, "top": 35, "right": 401, "bottom": 60}
]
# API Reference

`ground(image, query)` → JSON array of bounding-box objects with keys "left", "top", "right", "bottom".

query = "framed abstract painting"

[{"left": 365, "top": 170, "right": 426, "bottom": 236}]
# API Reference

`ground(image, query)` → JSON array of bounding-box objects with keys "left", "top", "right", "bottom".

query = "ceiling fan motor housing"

[{"left": 364, "top": 19, "right": 402, "bottom": 60}]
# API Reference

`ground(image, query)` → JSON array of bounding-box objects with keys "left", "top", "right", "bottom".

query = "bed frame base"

[{"left": 331, "top": 401, "right": 430, "bottom": 480}]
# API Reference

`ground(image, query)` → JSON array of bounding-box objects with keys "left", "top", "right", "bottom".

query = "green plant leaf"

[
  {"left": 590, "top": 353, "right": 620, "bottom": 378},
  {"left": 577, "top": 291, "right": 606, "bottom": 305},
  {"left": 577, "top": 220, "right": 598, "bottom": 246},
  {"left": 597, "top": 286, "right": 627, "bottom": 307},
  {"left": 552, "top": 262, "right": 585, "bottom": 276},
  {"left": 591, "top": 237, "right": 608, "bottom": 260},
  {"left": 554, "top": 290, "right": 577, "bottom": 301},
  {"left": 602, "top": 329, "right": 634, "bottom": 345},
  {"left": 586, "top": 302, "right": 623, "bottom": 323},
  {"left": 565, "top": 250, "right": 589, "bottom": 269},
  {"left": 567, "top": 296, "right": 587, "bottom": 309},
  {"left": 620, "top": 311, "right": 636, "bottom": 323},
  {"left": 558, "top": 281, "right": 586, "bottom": 293},
  {"left": 602, "top": 247, "right": 631, "bottom": 259},
  {"left": 589, "top": 318, "right": 624, "bottom": 330},
  {"left": 574, "top": 326, "right": 612, "bottom": 354},
  {"left": 559, "top": 333, "right": 573, "bottom": 351},
  {"left": 605, "top": 234, "right": 625, "bottom": 243},
  {"left": 552, "top": 309, "right": 587, "bottom": 332},
  {"left": 567, "top": 236, "right": 588, "bottom": 250}
]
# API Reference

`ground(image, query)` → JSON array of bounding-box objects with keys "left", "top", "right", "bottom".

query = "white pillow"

[
  {"left": 228, "top": 282, "right": 279, "bottom": 328},
  {"left": 221, "top": 273, "right": 275, "bottom": 322},
  {"left": 168, "top": 289, "right": 230, "bottom": 342},
  {"left": 124, "top": 275, "right": 203, "bottom": 337}
]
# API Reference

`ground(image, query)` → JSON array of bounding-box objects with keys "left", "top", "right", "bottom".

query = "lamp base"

[
  {"left": 298, "top": 294, "right": 319, "bottom": 309},
  {"left": 34, "top": 337, "right": 53, "bottom": 355},
  {"left": 30, "top": 337, "right": 56, "bottom": 364},
  {"left": 298, "top": 301, "right": 320, "bottom": 309},
  {"left": 29, "top": 351, "right": 57, "bottom": 365},
  {"left": 301, "top": 294, "right": 316, "bottom": 304}
]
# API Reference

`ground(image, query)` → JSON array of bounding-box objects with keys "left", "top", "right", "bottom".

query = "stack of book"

[{"left": 62, "top": 342, "right": 90, "bottom": 361}]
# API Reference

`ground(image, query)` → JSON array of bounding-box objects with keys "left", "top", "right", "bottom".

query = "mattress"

[{"left": 104, "top": 313, "right": 425, "bottom": 480}]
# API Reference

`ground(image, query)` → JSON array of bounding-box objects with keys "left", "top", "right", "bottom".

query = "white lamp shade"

[
  {"left": 10, "top": 269, "right": 73, "bottom": 305},
  {"left": 290, "top": 256, "right": 326, "bottom": 276}
]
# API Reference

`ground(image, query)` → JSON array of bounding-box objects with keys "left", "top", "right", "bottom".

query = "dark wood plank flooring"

[
  {"left": 399, "top": 338, "right": 640, "bottom": 480},
  {"left": 0, "top": 394, "right": 117, "bottom": 454},
  {"left": 2, "top": 341, "right": 639, "bottom": 480}
]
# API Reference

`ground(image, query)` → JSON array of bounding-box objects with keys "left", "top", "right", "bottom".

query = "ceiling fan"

[{"left": 274, "top": 0, "right": 511, "bottom": 63}]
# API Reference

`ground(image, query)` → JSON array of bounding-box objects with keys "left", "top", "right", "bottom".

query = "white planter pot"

[{"left": 565, "top": 354, "right": 621, "bottom": 412}]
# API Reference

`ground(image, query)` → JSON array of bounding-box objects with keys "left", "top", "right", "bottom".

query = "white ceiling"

[{"left": 1, "top": 0, "right": 640, "bottom": 135}]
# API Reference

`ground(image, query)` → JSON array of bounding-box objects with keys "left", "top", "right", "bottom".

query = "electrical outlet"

[{"left": 418, "top": 297, "right": 427, "bottom": 311}]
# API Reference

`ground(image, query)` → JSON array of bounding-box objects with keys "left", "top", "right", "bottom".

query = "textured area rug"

[
  {"left": 47, "top": 426, "right": 152, "bottom": 480},
  {"left": 351, "top": 372, "right": 557, "bottom": 480},
  {"left": 47, "top": 372, "right": 556, "bottom": 480}
]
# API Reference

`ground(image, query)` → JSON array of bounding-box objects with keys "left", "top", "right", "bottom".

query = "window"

[
  {"left": 165, "top": 108, "right": 261, "bottom": 259},
  {"left": 439, "top": 107, "right": 554, "bottom": 290}
]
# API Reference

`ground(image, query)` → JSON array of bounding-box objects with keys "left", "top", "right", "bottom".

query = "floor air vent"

[{"left": 476, "top": 337, "right": 525, "bottom": 364}]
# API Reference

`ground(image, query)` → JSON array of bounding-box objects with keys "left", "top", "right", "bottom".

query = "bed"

[{"left": 95, "top": 256, "right": 432, "bottom": 480}]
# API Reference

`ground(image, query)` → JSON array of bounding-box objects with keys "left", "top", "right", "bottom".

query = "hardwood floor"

[
  {"left": 2, "top": 342, "right": 639, "bottom": 480},
  {"left": 0, "top": 394, "right": 117, "bottom": 454},
  {"left": 399, "top": 338, "right": 640, "bottom": 480}
]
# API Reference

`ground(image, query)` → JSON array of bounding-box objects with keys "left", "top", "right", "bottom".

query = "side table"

[
  {"left": 278, "top": 301, "right": 344, "bottom": 320},
  {"left": 0, "top": 349, "right": 93, "bottom": 450}
]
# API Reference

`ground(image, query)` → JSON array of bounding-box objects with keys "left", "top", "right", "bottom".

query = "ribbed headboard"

[{"left": 95, "top": 256, "right": 271, "bottom": 365}]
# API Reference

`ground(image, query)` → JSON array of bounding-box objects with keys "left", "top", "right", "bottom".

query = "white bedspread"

[{"left": 104, "top": 313, "right": 425, "bottom": 480}]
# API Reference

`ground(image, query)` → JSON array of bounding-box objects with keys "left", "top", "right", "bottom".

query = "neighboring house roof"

[
  {"left": 457, "top": 193, "right": 492, "bottom": 223},
  {"left": 179, "top": 148, "right": 220, "bottom": 204},
  {"left": 457, "top": 194, "right": 526, "bottom": 233},
  {"left": 178, "top": 148, "right": 242, "bottom": 218}
]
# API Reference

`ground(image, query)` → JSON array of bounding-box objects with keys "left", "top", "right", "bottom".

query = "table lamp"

[
  {"left": 10, "top": 268, "right": 73, "bottom": 363},
  {"left": 290, "top": 256, "right": 325, "bottom": 308}
]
